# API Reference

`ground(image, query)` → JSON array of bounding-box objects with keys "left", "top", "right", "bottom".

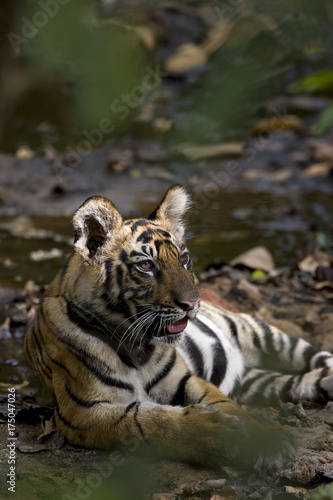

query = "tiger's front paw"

[{"left": 249, "top": 424, "right": 297, "bottom": 475}]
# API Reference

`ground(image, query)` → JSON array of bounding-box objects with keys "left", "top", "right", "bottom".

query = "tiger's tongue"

[{"left": 166, "top": 318, "right": 188, "bottom": 334}]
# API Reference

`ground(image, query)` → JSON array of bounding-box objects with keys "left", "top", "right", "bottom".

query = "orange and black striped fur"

[{"left": 24, "top": 186, "right": 333, "bottom": 470}]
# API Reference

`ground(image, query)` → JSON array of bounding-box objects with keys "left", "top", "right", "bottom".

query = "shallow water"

[{"left": 1, "top": 187, "right": 332, "bottom": 289}]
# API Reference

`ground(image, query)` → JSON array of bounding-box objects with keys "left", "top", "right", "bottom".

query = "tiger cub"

[{"left": 24, "top": 186, "right": 333, "bottom": 470}]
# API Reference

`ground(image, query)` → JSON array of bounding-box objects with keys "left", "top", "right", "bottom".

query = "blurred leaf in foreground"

[
  {"left": 25, "top": 0, "right": 148, "bottom": 134},
  {"left": 290, "top": 70, "right": 333, "bottom": 94}
]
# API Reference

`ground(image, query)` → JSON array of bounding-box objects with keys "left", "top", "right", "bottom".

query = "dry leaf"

[
  {"left": 252, "top": 114, "right": 302, "bottom": 134},
  {"left": 314, "top": 281, "right": 333, "bottom": 292},
  {"left": 164, "top": 43, "right": 207, "bottom": 74},
  {"left": 310, "top": 141, "right": 333, "bottom": 162},
  {"left": 38, "top": 416, "right": 57, "bottom": 440},
  {"left": 284, "top": 485, "right": 308, "bottom": 497},
  {"left": 178, "top": 142, "right": 243, "bottom": 160},
  {"left": 16, "top": 145, "right": 34, "bottom": 160},
  {"left": 237, "top": 279, "right": 262, "bottom": 304},
  {"left": 17, "top": 429, "right": 64, "bottom": 453},
  {"left": 132, "top": 26, "right": 156, "bottom": 51},
  {"left": 302, "top": 162, "right": 330, "bottom": 178},
  {"left": 202, "top": 21, "right": 233, "bottom": 55},
  {"left": 243, "top": 168, "right": 292, "bottom": 182},
  {"left": 230, "top": 246, "right": 275, "bottom": 273}
]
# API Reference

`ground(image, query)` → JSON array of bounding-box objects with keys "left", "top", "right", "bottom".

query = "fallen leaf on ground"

[
  {"left": 16, "top": 429, "right": 64, "bottom": 453},
  {"left": 38, "top": 416, "right": 57, "bottom": 440},
  {"left": 202, "top": 21, "right": 233, "bottom": 55},
  {"left": 16, "top": 145, "right": 34, "bottom": 160},
  {"left": 284, "top": 485, "right": 308, "bottom": 497},
  {"left": 309, "top": 141, "right": 333, "bottom": 162},
  {"left": 252, "top": 114, "right": 302, "bottom": 134},
  {"left": 178, "top": 142, "right": 243, "bottom": 160},
  {"left": 132, "top": 26, "right": 156, "bottom": 51},
  {"left": 302, "top": 162, "right": 330, "bottom": 178},
  {"left": 238, "top": 278, "right": 262, "bottom": 304},
  {"left": 230, "top": 246, "right": 275, "bottom": 274},
  {"left": 298, "top": 250, "right": 332, "bottom": 275},
  {"left": 164, "top": 43, "right": 207, "bottom": 74},
  {"left": 313, "top": 281, "right": 333, "bottom": 292},
  {"left": 177, "top": 478, "right": 227, "bottom": 496}
]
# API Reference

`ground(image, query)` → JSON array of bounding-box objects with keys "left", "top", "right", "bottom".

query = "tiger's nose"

[{"left": 178, "top": 298, "right": 200, "bottom": 311}]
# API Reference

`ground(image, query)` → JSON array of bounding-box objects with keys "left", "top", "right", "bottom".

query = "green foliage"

[
  {"left": 310, "top": 484, "right": 333, "bottom": 500},
  {"left": 313, "top": 103, "right": 333, "bottom": 135},
  {"left": 290, "top": 70, "right": 333, "bottom": 93},
  {"left": 25, "top": 0, "right": 147, "bottom": 132}
]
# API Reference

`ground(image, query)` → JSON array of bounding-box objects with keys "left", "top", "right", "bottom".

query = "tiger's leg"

[
  {"left": 233, "top": 311, "right": 333, "bottom": 375},
  {"left": 239, "top": 367, "right": 333, "bottom": 405},
  {"left": 52, "top": 372, "right": 294, "bottom": 473}
]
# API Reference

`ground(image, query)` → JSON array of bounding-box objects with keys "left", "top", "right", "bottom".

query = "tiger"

[{"left": 24, "top": 185, "right": 333, "bottom": 471}]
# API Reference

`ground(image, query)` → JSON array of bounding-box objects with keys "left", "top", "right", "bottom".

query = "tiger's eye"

[{"left": 138, "top": 260, "right": 154, "bottom": 270}]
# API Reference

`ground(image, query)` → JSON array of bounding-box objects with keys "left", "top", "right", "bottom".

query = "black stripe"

[
  {"left": 155, "top": 229, "right": 171, "bottom": 239},
  {"left": 45, "top": 350, "right": 75, "bottom": 379},
  {"left": 241, "top": 370, "right": 267, "bottom": 396},
  {"left": 288, "top": 336, "right": 300, "bottom": 363},
  {"left": 197, "top": 389, "right": 208, "bottom": 404},
  {"left": 194, "top": 318, "right": 219, "bottom": 339},
  {"left": 136, "top": 230, "right": 154, "bottom": 244},
  {"left": 41, "top": 305, "right": 134, "bottom": 392},
  {"left": 253, "top": 317, "right": 276, "bottom": 355},
  {"left": 184, "top": 336, "right": 205, "bottom": 378},
  {"left": 316, "top": 367, "right": 330, "bottom": 403},
  {"left": 119, "top": 250, "right": 128, "bottom": 262},
  {"left": 133, "top": 402, "right": 146, "bottom": 440},
  {"left": 210, "top": 343, "right": 227, "bottom": 388},
  {"left": 65, "top": 384, "right": 112, "bottom": 408},
  {"left": 280, "top": 375, "right": 299, "bottom": 403},
  {"left": 32, "top": 323, "right": 52, "bottom": 379},
  {"left": 54, "top": 398, "right": 88, "bottom": 431},
  {"left": 131, "top": 220, "right": 149, "bottom": 233},
  {"left": 145, "top": 350, "right": 177, "bottom": 393},
  {"left": 64, "top": 343, "right": 134, "bottom": 391},
  {"left": 304, "top": 345, "right": 319, "bottom": 368},
  {"left": 116, "top": 265, "right": 124, "bottom": 286},
  {"left": 246, "top": 373, "right": 281, "bottom": 405},
  {"left": 313, "top": 353, "right": 331, "bottom": 369},
  {"left": 171, "top": 372, "right": 191, "bottom": 406},
  {"left": 223, "top": 314, "right": 241, "bottom": 348},
  {"left": 114, "top": 401, "right": 137, "bottom": 425},
  {"left": 207, "top": 399, "right": 230, "bottom": 405},
  {"left": 104, "top": 258, "right": 114, "bottom": 288}
]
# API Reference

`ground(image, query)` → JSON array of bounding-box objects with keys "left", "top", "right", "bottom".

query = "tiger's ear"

[
  {"left": 148, "top": 185, "right": 191, "bottom": 241},
  {"left": 72, "top": 196, "right": 122, "bottom": 260}
]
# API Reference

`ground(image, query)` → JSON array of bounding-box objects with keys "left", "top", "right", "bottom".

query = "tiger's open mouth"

[
  {"left": 166, "top": 317, "right": 188, "bottom": 334},
  {"left": 153, "top": 317, "right": 188, "bottom": 339}
]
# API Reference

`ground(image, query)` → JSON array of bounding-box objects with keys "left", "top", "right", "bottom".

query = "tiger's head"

[{"left": 70, "top": 185, "right": 200, "bottom": 346}]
